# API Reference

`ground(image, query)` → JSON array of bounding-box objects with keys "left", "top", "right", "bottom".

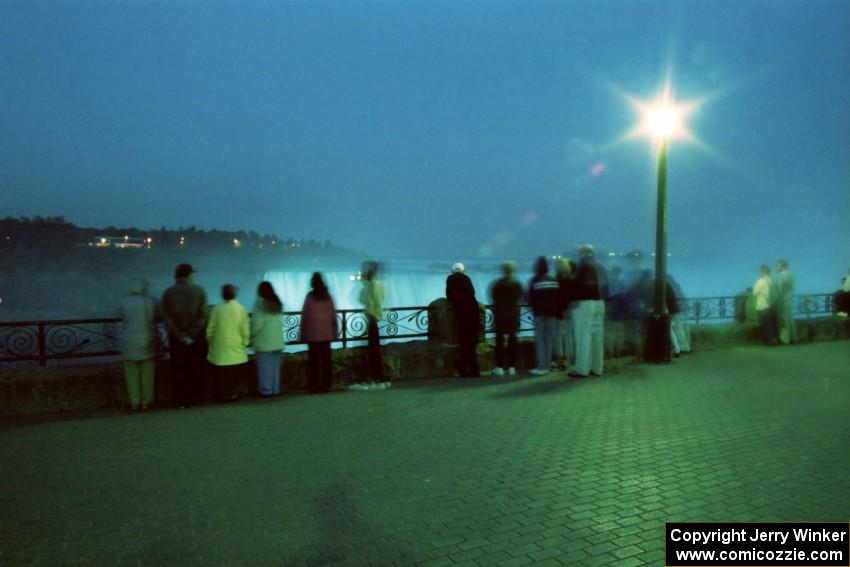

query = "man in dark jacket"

[
  {"left": 570, "top": 245, "right": 609, "bottom": 378},
  {"left": 446, "top": 262, "right": 480, "bottom": 377},
  {"left": 489, "top": 261, "right": 524, "bottom": 376},
  {"left": 162, "top": 263, "right": 208, "bottom": 407},
  {"left": 529, "top": 256, "right": 562, "bottom": 376}
]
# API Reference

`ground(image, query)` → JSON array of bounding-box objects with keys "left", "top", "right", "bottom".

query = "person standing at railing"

[
  {"left": 836, "top": 269, "right": 850, "bottom": 317},
  {"left": 446, "top": 262, "right": 481, "bottom": 378},
  {"left": 570, "top": 245, "right": 609, "bottom": 378},
  {"left": 300, "top": 272, "right": 338, "bottom": 393},
  {"left": 528, "top": 256, "right": 562, "bottom": 376},
  {"left": 668, "top": 275, "right": 691, "bottom": 356},
  {"left": 553, "top": 258, "right": 577, "bottom": 371},
  {"left": 251, "top": 281, "right": 285, "bottom": 397},
  {"left": 752, "top": 265, "right": 776, "bottom": 345},
  {"left": 119, "top": 279, "right": 162, "bottom": 411},
  {"left": 489, "top": 260, "right": 524, "bottom": 377},
  {"left": 207, "top": 284, "right": 249, "bottom": 402},
  {"left": 162, "top": 263, "right": 209, "bottom": 408},
  {"left": 775, "top": 259, "right": 796, "bottom": 345},
  {"left": 350, "top": 261, "right": 389, "bottom": 391}
]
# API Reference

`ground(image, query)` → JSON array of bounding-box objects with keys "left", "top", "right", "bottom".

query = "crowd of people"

[
  {"left": 461, "top": 244, "right": 613, "bottom": 380},
  {"left": 118, "top": 262, "right": 390, "bottom": 410},
  {"left": 117, "top": 254, "right": 845, "bottom": 411},
  {"left": 451, "top": 244, "right": 690, "bottom": 381}
]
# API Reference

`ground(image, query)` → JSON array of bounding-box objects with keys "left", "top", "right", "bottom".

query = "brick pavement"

[{"left": 1, "top": 340, "right": 849, "bottom": 566}]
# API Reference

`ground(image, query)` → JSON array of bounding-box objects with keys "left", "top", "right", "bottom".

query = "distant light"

[
  {"left": 233, "top": 238, "right": 241, "bottom": 247},
  {"left": 647, "top": 105, "right": 680, "bottom": 140},
  {"left": 100, "top": 238, "right": 107, "bottom": 244},
  {"left": 124, "top": 235, "right": 129, "bottom": 241}
]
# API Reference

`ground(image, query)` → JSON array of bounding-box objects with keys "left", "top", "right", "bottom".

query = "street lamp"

[{"left": 637, "top": 89, "right": 687, "bottom": 363}]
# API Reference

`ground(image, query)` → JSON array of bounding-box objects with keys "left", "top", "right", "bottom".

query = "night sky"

[{"left": 1, "top": 0, "right": 848, "bottom": 263}]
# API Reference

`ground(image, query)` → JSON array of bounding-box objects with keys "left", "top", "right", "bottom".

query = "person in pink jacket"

[{"left": 300, "top": 272, "right": 338, "bottom": 393}]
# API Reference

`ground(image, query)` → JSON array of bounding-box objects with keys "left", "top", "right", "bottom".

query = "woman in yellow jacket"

[{"left": 206, "top": 284, "right": 249, "bottom": 401}]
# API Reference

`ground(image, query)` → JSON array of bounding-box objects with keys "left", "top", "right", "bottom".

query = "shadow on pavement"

[{"left": 292, "top": 481, "right": 412, "bottom": 566}]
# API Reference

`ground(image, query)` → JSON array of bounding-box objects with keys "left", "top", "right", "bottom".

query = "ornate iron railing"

[
  {"left": 0, "top": 294, "right": 836, "bottom": 365},
  {"left": 0, "top": 318, "right": 123, "bottom": 364},
  {"left": 281, "top": 305, "right": 536, "bottom": 348},
  {"left": 680, "top": 293, "right": 834, "bottom": 325}
]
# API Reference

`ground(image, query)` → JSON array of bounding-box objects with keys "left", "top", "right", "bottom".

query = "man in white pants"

[{"left": 569, "top": 245, "right": 609, "bottom": 378}]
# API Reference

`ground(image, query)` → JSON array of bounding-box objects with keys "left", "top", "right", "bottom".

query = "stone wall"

[{"left": 1, "top": 316, "right": 847, "bottom": 418}]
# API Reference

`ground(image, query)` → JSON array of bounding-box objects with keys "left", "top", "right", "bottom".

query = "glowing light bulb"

[{"left": 647, "top": 105, "right": 680, "bottom": 140}]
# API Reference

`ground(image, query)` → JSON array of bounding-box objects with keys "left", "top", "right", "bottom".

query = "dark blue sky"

[{"left": 1, "top": 0, "right": 848, "bottom": 261}]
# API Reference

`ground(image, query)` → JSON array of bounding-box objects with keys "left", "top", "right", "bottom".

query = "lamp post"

[
  {"left": 646, "top": 137, "right": 670, "bottom": 362},
  {"left": 643, "top": 101, "right": 680, "bottom": 363}
]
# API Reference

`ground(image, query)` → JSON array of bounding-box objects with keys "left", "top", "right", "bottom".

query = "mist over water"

[
  {"left": 2, "top": 250, "right": 841, "bottom": 324},
  {"left": 263, "top": 254, "right": 843, "bottom": 313}
]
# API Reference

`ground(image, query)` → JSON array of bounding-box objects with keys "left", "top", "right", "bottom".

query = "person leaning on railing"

[
  {"left": 446, "top": 262, "right": 481, "bottom": 378},
  {"left": 489, "top": 260, "right": 523, "bottom": 377},
  {"left": 350, "top": 261, "right": 390, "bottom": 391},
  {"left": 774, "top": 259, "right": 796, "bottom": 345},
  {"left": 206, "top": 284, "right": 249, "bottom": 402},
  {"left": 752, "top": 265, "right": 776, "bottom": 346},
  {"left": 119, "top": 279, "right": 162, "bottom": 411},
  {"left": 834, "top": 269, "right": 850, "bottom": 318},
  {"left": 251, "top": 281, "right": 285, "bottom": 397},
  {"left": 300, "top": 272, "right": 338, "bottom": 393},
  {"left": 161, "top": 263, "right": 209, "bottom": 408},
  {"left": 570, "top": 244, "right": 609, "bottom": 378}
]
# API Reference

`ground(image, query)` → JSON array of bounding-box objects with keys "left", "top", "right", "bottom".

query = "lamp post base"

[{"left": 645, "top": 314, "right": 672, "bottom": 363}]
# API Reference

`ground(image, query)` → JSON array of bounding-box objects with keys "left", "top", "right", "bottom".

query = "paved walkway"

[{"left": 1, "top": 341, "right": 849, "bottom": 566}]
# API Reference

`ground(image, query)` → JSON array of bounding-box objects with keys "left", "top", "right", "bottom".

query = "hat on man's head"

[
  {"left": 452, "top": 262, "right": 465, "bottom": 273},
  {"left": 175, "top": 263, "right": 195, "bottom": 278}
]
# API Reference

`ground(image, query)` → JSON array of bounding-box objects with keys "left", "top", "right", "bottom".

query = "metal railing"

[
  {"left": 0, "top": 293, "right": 836, "bottom": 365},
  {"left": 681, "top": 293, "right": 834, "bottom": 325}
]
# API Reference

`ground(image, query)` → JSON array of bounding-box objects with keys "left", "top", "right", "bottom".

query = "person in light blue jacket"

[{"left": 251, "top": 281, "right": 285, "bottom": 396}]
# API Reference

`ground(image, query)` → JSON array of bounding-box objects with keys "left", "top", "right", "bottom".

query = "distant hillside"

[
  {"left": 0, "top": 216, "right": 358, "bottom": 256},
  {"left": 0, "top": 216, "right": 364, "bottom": 321}
]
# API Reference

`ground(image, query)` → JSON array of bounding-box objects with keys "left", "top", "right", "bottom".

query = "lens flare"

[{"left": 620, "top": 77, "right": 701, "bottom": 146}]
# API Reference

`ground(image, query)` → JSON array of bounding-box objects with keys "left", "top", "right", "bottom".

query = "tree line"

[{"left": 0, "top": 216, "right": 353, "bottom": 255}]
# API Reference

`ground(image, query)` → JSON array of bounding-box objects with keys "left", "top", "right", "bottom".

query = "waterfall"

[{"left": 263, "top": 265, "right": 522, "bottom": 311}]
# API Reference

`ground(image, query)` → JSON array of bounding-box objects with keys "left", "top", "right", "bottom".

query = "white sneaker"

[
  {"left": 492, "top": 367, "right": 505, "bottom": 377},
  {"left": 508, "top": 367, "right": 517, "bottom": 376},
  {"left": 529, "top": 368, "right": 548, "bottom": 376}
]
